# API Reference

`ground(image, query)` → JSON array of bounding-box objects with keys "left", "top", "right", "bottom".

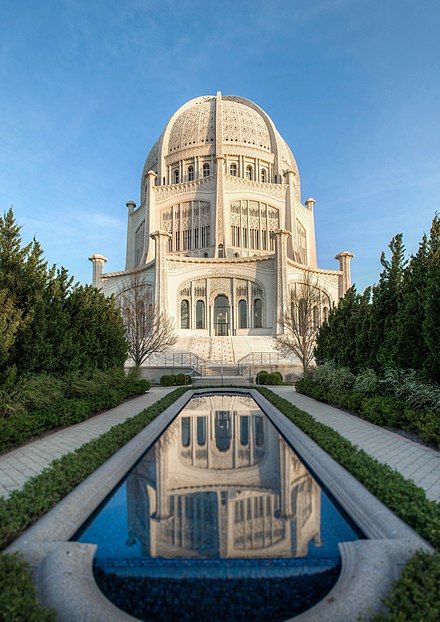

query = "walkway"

[
  {"left": 0, "top": 387, "right": 175, "bottom": 499},
  {"left": 1, "top": 386, "right": 439, "bottom": 503},
  {"left": 270, "top": 387, "right": 440, "bottom": 502}
]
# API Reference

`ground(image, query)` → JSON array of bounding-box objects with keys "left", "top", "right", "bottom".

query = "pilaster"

[
  {"left": 273, "top": 229, "right": 291, "bottom": 335},
  {"left": 146, "top": 170, "right": 158, "bottom": 263},
  {"left": 284, "top": 169, "right": 297, "bottom": 259},
  {"left": 150, "top": 230, "right": 171, "bottom": 311},
  {"left": 214, "top": 91, "right": 225, "bottom": 257}
]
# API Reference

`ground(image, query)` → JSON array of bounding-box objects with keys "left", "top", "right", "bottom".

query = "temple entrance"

[{"left": 214, "top": 295, "right": 230, "bottom": 336}]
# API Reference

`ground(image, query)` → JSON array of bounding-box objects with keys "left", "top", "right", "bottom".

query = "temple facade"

[{"left": 90, "top": 93, "right": 353, "bottom": 344}]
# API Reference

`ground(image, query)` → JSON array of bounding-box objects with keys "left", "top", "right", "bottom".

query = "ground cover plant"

[
  {"left": 258, "top": 388, "right": 440, "bottom": 621},
  {"left": 0, "top": 369, "right": 150, "bottom": 453},
  {"left": 296, "top": 363, "right": 440, "bottom": 447},
  {"left": 0, "top": 387, "right": 186, "bottom": 620}
]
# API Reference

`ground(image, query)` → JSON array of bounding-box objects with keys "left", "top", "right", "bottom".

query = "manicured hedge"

[
  {"left": 0, "top": 552, "right": 56, "bottom": 621},
  {"left": 0, "top": 376, "right": 151, "bottom": 453},
  {"left": 258, "top": 388, "right": 440, "bottom": 621},
  {"left": 256, "top": 370, "right": 283, "bottom": 385},
  {"left": 160, "top": 374, "right": 191, "bottom": 386},
  {"left": 295, "top": 379, "right": 439, "bottom": 447},
  {"left": 0, "top": 387, "right": 186, "bottom": 550}
]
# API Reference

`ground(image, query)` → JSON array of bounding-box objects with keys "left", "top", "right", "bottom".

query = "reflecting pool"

[{"left": 76, "top": 394, "right": 362, "bottom": 621}]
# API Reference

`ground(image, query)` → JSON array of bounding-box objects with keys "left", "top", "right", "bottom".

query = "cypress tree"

[{"left": 423, "top": 214, "right": 440, "bottom": 382}]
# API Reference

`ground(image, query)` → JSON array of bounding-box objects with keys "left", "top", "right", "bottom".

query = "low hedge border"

[
  {"left": 257, "top": 387, "right": 440, "bottom": 621},
  {"left": 0, "top": 377, "right": 151, "bottom": 454},
  {"left": 295, "top": 378, "right": 439, "bottom": 448},
  {"left": 1, "top": 386, "right": 439, "bottom": 620},
  {"left": 0, "top": 387, "right": 186, "bottom": 551}
]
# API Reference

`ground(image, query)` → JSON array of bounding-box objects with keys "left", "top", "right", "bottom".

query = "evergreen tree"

[
  {"left": 65, "top": 285, "right": 127, "bottom": 371},
  {"left": 315, "top": 286, "right": 370, "bottom": 371},
  {"left": 393, "top": 234, "right": 429, "bottom": 371},
  {"left": 423, "top": 214, "right": 440, "bottom": 382},
  {"left": 369, "top": 234, "right": 407, "bottom": 370}
]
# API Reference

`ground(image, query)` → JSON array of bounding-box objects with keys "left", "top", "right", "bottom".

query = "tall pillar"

[
  {"left": 89, "top": 254, "right": 108, "bottom": 288},
  {"left": 145, "top": 170, "right": 157, "bottom": 263},
  {"left": 273, "top": 229, "right": 291, "bottom": 335},
  {"left": 150, "top": 230, "right": 171, "bottom": 312},
  {"left": 305, "top": 198, "right": 318, "bottom": 268},
  {"left": 125, "top": 201, "right": 136, "bottom": 270},
  {"left": 335, "top": 251, "right": 354, "bottom": 298},
  {"left": 214, "top": 91, "right": 225, "bottom": 257},
  {"left": 284, "top": 169, "right": 297, "bottom": 258}
]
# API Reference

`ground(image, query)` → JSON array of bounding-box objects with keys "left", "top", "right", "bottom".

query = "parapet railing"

[
  {"left": 142, "top": 352, "right": 206, "bottom": 376},
  {"left": 237, "top": 352, "right": 287, "bottom": 376}
]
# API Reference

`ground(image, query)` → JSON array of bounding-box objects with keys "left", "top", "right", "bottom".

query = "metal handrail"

[
  {"left": 237, "top": 352, "right": 284, "bottom": 376},
  {"left": 143, "top": 351, "right": 207, "bottom": 376}
]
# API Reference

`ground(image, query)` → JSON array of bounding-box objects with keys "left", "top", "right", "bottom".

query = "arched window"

[
  {"left": 181, "top": 417, "right": 190, "bottom": 447},
  {"left": 234, "top": 251, "right": 240, "bottom": 258},
  {"left": 254, "top": 298, "right": 262, "bottom": 328},
  {"left": 239, "top": 299, "right": 247, "bottom": 329},
  {"left": 196, "top": 300, "right": 205, "bottom": 329},
  {"left": 174, "top": 169, "right": 179, "bottom": 184},
  {"left": 299, "top": 299, "right": 307, "bottom": 333},
  {"left": 215, "top": 411, "right": 231, "bottom": 451},
  {"left": 218, "top": 243, "right": 224, "bottom": 258},
  {"left": 180, "top": 299, "right": 189, "bottom": 329},
  {"left": 261, "top": 169, "right": 267, "bottom": 182},
  {"left": 240, "top": 416, "right": 249, "bottom": 446},
  {"left": 230, "top": 163, "right": 237, "bottom": 176},
  {"left": 203, "top": 163, "right": 210, "bottom": 177},
  {"left": 197, "top": 416, "right": 206, "bottom": 445},
  {"left": 204, "top": 252, "right": 208, "bottom": 258},
  {"left": 255, "top": 416, "right": 264, "bottom": 447},
  {"left": 246, "top": 165, "right": 253, "bottom": 180},
  {"left": 188, "top": 165, "right": 194, "bottom": 181},
  {"left": 323, "top": 306, "right": 329, "bottom": 322}
]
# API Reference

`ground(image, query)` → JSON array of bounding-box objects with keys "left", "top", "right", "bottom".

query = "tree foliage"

[
  {"left": 0, "top": 208, "right": 127, "bottom": 385},
  {"left": 315, "top": 214, "right": 440, "bottom": 381}
]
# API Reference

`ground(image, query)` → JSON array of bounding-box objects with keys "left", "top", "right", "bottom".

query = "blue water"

[{"left": 76, "top": 393, "right": 362, "bottom": 621}]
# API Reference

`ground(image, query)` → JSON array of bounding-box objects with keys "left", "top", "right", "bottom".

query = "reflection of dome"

[{"left": 142, "top": 93, "right": 299, "bottom": 185}]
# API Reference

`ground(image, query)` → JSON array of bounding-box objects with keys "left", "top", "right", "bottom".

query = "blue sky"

[{"left": 1, "top": 0, "right": 439, "bottom": 291}]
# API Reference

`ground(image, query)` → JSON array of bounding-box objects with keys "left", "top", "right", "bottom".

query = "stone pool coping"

[{"left": 7, "top": 388, "right": 433, "bottom": 621}]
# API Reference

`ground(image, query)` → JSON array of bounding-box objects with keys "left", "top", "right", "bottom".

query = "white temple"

[{"left": 90, "top": 93, "right": 353, "bottom": 362}]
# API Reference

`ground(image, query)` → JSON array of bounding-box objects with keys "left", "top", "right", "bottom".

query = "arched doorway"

[{"left": 214, "top": 295, "right": 230, "bottom": 336}]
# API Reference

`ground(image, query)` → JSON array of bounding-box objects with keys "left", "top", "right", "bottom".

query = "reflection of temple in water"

[{"left": 127, "top": 395, "right": 321, "bottom": 559}]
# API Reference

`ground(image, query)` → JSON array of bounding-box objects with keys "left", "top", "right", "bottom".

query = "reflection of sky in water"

[{"left": 77, "top": 394, "right": 362, "bottom": 564}]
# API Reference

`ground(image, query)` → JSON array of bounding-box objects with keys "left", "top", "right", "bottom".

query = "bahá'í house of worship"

[{"left": 90, "top": 92, "right": 353, "bottom": 366}]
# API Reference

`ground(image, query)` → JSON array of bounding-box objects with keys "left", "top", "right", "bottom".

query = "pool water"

[{"left": 76, "top": 393, "right": 362, "bottom": 621}]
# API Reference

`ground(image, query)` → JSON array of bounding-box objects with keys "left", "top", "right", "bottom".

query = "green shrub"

[
  {"left": 174, "top": 373, "right": 187, "bottom": 386},
  {"left": 258, "top": 388, "right": 440, "bottom": 549},
  {"left": 297, "top": 375, "right": 440, "bottom": 447},
  {"left": 0, "top": 388, "right": 187, "bottom": 550},
  {"left": 365, "top": 551, "right": 440, "bottom": 622},
  {"left": 0, "top": 373, "right": 150, "bottom": 453},
  {"left": 353, "top": 368, "right": 380, "bottom": 396},
  {"left": 256, "top": 370, "right": 269, "bottom": 384},
  {"left": 0, "top": 552, "right": 56, "bottom": 621},
  {"left": 272, "top": 371, "right": 283, "bottom": 383},
  {"left": 160, "top": 374, "right": 176, "bottom": 386}
]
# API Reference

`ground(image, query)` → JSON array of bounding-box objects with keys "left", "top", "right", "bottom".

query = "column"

[
  {"left": 335, "top": 251, "right": 355, "bottom": 298},
  {"left": 125, "top": 200, "right": 136, "bottom": 269},
  {"left": 283, "top": 169, "right": 297, "bottom": 259},
  {"left": 145, "top": 171, "right": 157, "bottom": 263},
  {"left": 273, "top": 229, "right": 291, "bottom": 335},
  {"left": 150, "top": 230, "right": 171, "bottom": 312},
  {"left": 89, "top": 254, "right": 108, "bottom": 288}
]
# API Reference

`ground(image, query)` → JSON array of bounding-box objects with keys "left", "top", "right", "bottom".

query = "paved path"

[
  {"left": 1, "top": 386, "right": 439, "bottom": 504},
  {"left": 0, "top": 387, "right": 175, "bottom": 499},
  {"left": 269, "top": 387, "right": 440, "bottom": 502}
]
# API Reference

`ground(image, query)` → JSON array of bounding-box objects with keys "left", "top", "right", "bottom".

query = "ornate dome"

[{"left": 142, "top": 93, "right": 299, "bottom": 183}]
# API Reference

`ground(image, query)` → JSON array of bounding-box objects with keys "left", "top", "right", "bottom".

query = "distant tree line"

[
  {"left": 315, "top": 214, "right": 440, "bottom": 383},
  {"left": 0, "top": 208, "right": 127, "bottom": 389}
]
